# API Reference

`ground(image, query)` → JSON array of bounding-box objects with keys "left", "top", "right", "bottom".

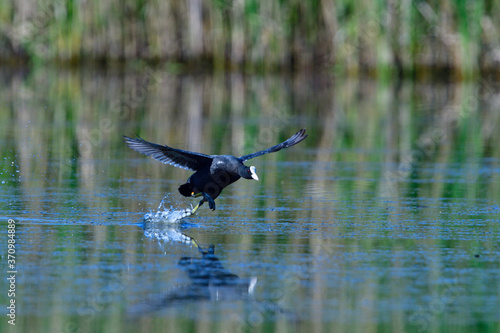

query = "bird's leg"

[
  {"left": 191, "top": 199, "right": 204, "bottom": 215},
  {"left": 190, "top": 193, "right": 215, "bottom": 214},
  {"left": 202, "top": 192, "right": 216, "bottom": 211},
  {"left": 190, "top": 237, "right": 199, "bottom": 249}
]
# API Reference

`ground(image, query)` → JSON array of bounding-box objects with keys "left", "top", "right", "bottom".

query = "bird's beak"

[{"left": 250, "top": 166, "right": 259, "bottom": 181}]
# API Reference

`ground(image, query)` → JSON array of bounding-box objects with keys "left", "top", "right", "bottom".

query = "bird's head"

[{"left": 241, "top": 165, "right": 259, "bottom": 181}]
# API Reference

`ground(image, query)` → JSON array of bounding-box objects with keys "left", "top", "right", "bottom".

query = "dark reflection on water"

[
  {"left": 129, "top": 242, "right": 258, "bottom": 315},
  {"left": 134, "top": 219, "right": 297, "bottom": 327},
  {"left": 1, "top": 67, "right": 500, "bottom": 332}
]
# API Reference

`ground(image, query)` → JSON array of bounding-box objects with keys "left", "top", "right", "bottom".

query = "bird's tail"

[{"left": 178, "top": 183, "right": 194, "bottom": 197}]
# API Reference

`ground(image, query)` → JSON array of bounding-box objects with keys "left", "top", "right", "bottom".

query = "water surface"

[{"left": 1, "top": 68, "right": 500, "bottom": 332}]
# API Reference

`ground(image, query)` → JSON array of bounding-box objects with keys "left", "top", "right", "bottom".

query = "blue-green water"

[{"left": 1, "top": 68, "right": 500, "bottom": 332}]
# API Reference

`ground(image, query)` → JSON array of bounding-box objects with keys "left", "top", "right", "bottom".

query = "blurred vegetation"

[{"left": 1, "top": 0, "right": 500, "bottom": 77}]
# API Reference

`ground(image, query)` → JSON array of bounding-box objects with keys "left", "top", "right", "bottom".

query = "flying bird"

[{"left": 124, "top": 129, "right": 307, "bottom": 213}]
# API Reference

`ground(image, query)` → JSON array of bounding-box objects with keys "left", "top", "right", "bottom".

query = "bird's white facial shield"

[{"left": 250, "top": 166, "right": 259, "bottom": 181}]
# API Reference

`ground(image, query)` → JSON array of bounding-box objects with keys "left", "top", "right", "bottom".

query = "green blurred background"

[{"left": 2, "top": 0, "right": 500, "bottom": 77}]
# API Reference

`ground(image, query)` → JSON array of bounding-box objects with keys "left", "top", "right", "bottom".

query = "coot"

[{"left": 124, "top": 129, "right": 307, "bottom": 213}]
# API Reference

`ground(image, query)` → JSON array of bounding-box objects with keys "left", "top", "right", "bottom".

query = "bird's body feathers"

[{"left": 124, "top": 129, "right": 307, "bottom": 212}]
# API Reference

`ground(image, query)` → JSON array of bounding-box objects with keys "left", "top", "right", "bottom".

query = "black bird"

[{"left": 124, "top": 129, "right": 307, "bottom": 213}]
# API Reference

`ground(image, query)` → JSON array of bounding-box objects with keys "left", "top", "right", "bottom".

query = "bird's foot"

[
  {"left": 202, "top": 192, "right": 216, "bottom": 211},
  {"left": 191, "top": 199, "right": 204, "bottom": 215}
]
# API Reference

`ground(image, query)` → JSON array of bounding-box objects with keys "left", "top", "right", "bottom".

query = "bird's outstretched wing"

[
  {"left": 239, "top": 129, "right": 307, "bottom": 162},
  {"left": 124, "top": 136, "right": 213, "bottom": 171}
]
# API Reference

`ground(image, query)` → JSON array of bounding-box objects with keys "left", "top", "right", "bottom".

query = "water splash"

[
  {"left": 143, "top": 195, "right": 194, "bottom": 223},
  {"left": 143, "top": 223, "right": 194, "bottom": 243},
  {"left": 141, "top": 195, "right": 196, "bottom": 245},
  {"left": 143, "top": 208, "right": 193, "bottom": 223}
]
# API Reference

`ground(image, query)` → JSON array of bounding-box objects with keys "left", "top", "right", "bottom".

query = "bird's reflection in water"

[
  {"left": 132, "top": 222, "right": 297, "bottom": 324},
  {"left": 141, "top": 217, "right": 194, "bottom": 245},
  {"left": 177, "top": 244, "right": 257, "bottom": 302},
  {"left": 129, "top": 241, "right": 257, "bottom": 316}
]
